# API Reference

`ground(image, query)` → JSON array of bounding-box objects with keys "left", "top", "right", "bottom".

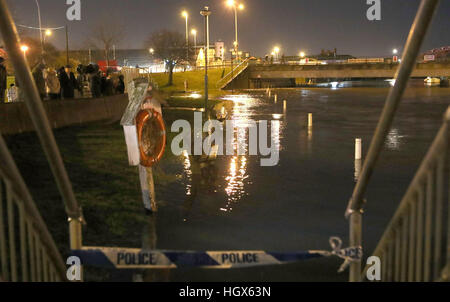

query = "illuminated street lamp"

[
  {"left": 393, "top": 48, "right": 398, "bottom": 55},
  {"left": 181, "top": 11, "right": 189, "bottom": 61},
  {"left": 191, "top": 29, "right": 197, "bottom": 51},
  {"left": 299, "top": 51, "right": 306, "bottom": 58},
  {"left": 43, "top": 29, "right": 52, "bottom": 44},
  {"left": 21, "top": 45, "right": 29, "bottom": 56},
  {"left": 226, "top": 0, "right": 245, "bottom": 61},
  {"left": 273, "top": 46, "right": 280, "bottom": 61}
]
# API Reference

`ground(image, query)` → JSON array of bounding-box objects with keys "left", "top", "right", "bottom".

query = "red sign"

[
  {"left": 424, "top": 55, "right": 435, "bottom": 62},
  {"left": 97, "top": 60, "right": 119, "bottom": 73},
  {"left": 393, "top": 56, "right": 398, "bottom": 63}
]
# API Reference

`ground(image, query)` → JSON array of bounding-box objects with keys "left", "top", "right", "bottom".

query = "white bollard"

[
  {"left": 308, "top": 113, "right": 313, "bottom": 128},
  {"left": 355, "top": 138, "right": 362, "bottom": 160}
]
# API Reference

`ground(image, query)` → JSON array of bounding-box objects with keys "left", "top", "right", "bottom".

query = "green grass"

[{"left": 150, "top": 67, "right": 230, "bottom": 96}]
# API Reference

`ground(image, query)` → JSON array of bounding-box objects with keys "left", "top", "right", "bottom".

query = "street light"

[
  {"left": 191, "top": 29, "right": 197, "bottom": 52},
  {"left": 21, "top": 45, "right": 29, "bottom": 56},
  {"left": 181, "top": 11, "right": 189, "bottom": 61},
  {"left": 273, "top": 46, "right": 280, "bottom": 61},
  {"left": 393, "top": 48, "right": 398, "bottom": 55},
  {"left": 200, "top": 6, "right": 212, "bottom": 112},
  {"left": 226, "top": 0, "right": 245, "bottom": 61},
  {"left": 299, "top": 51, "right": 306, "bottom": 58},
  {"left": 34, "top": 0, "right": 43, "bottom": 52},
  {"left": 43, "top": 29, "right": 52, "bottom": 44}
]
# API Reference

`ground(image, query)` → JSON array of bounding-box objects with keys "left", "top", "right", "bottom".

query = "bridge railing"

[
  {"left": 216, "top": 58, "right": 250, "bottom": 89},
  {"left": 362, "top": 108, "right": 449, "bottom": 281},
  {"left": 0, "top": 135, "right": 67, "bottom": 282}
]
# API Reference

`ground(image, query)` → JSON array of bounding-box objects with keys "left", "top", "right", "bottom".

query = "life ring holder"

[{"left": 136, "top": 109, "right": 166, "bottom": 167}]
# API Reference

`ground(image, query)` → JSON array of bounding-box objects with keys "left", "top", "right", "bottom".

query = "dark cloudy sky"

[{"left": 6, "top": 0, "right": 450, "bottom": 57}]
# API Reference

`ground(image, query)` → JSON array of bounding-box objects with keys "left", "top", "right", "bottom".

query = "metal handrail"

[
  {"left": 0, "top": 0, "right": 84, "bottom": 280},
  {"left": 0, "top": 135, "right": 67, "bottom": 281},
  {"left": 362, "top": 107, "right": 449, "bottom": 281},
  {"left": 345, "top": 0, "right": 440, "bottom": 282},
  {"left": 0, "top": 0, "right": 82, "bottom": 221},
  {"left": 216, "top": 58, "right": 250, "bottom": 88}
]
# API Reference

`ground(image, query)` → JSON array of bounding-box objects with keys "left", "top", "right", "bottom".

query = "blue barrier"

[{"left": 71, "top": 237, "right": 362, "bottom": 271}]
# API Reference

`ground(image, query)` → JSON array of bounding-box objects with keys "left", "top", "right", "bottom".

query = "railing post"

[
  {"left": 69, "top": 218, "right": 83, "bottom": 281},
  {"left": 349, "top": 211, "right": 362, "bottom": 282},
  {"left": 445, "top": 108, "right": 450, "bottom": 281}
]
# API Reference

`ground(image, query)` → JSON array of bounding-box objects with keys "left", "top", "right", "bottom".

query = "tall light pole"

[
  {"left": 34, "top": 0, "right": 44, "bottom": 60},
  {"left": 43, "top": 29, "right": 52, "bottom": 44},
  {"left": 226, "top": 0, "right": 244, "bottom": 62},
  {"left": 200, "top": 6, "right": 211, "bottom": 112},
  {"left": 273, "top": 46, "right": 280, "bottom": 61},
  {"left": 21, "top": 45, "right": 29, "bottom": 57},
  {"left": 191, "top": 29, "right": 197, "bottom": 52},
  {"left": 182, "top": 11, "right": 189, "bottom": 62}
]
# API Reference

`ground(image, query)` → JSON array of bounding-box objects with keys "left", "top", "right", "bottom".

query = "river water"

[{"left": 139, "top": 81, "right": 448, "bottom": 282}]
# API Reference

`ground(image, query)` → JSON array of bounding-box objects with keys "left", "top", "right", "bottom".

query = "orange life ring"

[{"left": 136, "top": 109, "right": 166, "bottom": 167}]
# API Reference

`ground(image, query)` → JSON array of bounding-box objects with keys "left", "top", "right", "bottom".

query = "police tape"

[{"left": 71, "top": 237, "right": 362, "bottom": 272}]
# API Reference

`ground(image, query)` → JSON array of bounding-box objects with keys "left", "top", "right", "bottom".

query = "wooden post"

[{"left": 139, "top": 165, "right": 157, "bottom": 213}]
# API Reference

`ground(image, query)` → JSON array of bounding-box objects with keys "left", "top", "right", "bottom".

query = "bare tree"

[
  {"left": 87, "top": 17, "right": 124, "bottom": 66},
  {"left": 145, "top": 30, "right": 186, "bottom": 86}
]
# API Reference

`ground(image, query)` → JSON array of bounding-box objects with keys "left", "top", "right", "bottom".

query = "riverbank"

[{"left": 150, "top": 67, "right": 231, "bottom": 97}]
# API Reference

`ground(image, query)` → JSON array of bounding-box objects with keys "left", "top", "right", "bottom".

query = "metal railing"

[
  {"left": 0, "top": 135, "right": 67, "bottom": 282},
  {"left": 216, "top": 58, "right": 250, "bottom": 89},
  {"left": 0, "top": 0, "right": 84, "bottom": 281},
  {"left": 345, "top": 0, "right": 440, "bottom": 282},
  {"left": 363, "top": 107, "right": 449, "bottom": 282}
]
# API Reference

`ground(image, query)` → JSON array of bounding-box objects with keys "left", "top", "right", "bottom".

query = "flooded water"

[{"left": 143, "top": 82, "right": 449, "bottom": 282}]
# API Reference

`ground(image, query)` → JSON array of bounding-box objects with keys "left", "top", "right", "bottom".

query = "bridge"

[{"left": 222, "top": 62, "right": 450, "bottom": 89}]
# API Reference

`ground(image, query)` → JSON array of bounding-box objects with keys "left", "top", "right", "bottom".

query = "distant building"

[
  {"left": 214, "top": 41, "right": 225, "bottom": 61},
  {"left": 313, "top": 48, "right": 354, "bottom": 62},
  {"left": 196, "top": 42, "right": 225, "bottom": 67},
  {"left": 422, "top": 46, "right": 450, "bottom": 62}
]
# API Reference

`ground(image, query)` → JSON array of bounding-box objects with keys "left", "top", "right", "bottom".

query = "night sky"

[{"left": 6, "top": 0, "right": 450, "bottom": 57}]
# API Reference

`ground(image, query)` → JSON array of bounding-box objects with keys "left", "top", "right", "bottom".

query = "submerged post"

[
  {"left": 355, "top": 138, "right": 362, "bottom": 160},
  {"left": 345, "top": 0, "right": 440, "bottom": 282}
]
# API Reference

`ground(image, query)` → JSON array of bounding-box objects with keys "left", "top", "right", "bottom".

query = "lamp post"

[
  {"left": 200, "top": 6, "right": 211, "bottom": 112},
  {"left": 226, "top": 0, "right": 244, "bottom": 62},
  {"left": 273, "top": 46, "right": 280, "bottom": 61},
  {"left": 34, "top": 0, "right": 43, "bottom": 53},
  {"left": 191, "top": 29, "right": 197, "bottom": 52},
  {"left": 43, "top": 29, "right": 52, "bottom": 44},
  {"left": 21, "top": 45, "right": 29, "bottom": 57},
  {"left": 182, "top": 11, "right": 189, "bottom": 62}
]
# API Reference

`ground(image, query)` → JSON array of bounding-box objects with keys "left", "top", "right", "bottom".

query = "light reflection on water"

[
  {"left": 180, "top": 94, "right": 286, "bottom": 214},
  {"left": 386, "top": 128, "right": 406, "bottom": 150}
]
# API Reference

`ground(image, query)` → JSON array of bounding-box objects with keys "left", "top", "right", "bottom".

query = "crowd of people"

[
  {"left": 0, "top": 57, "right": 7, "bottom": 103},
  {"left": 1, "top": 58, "right": 126, "bottom": 103}
]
